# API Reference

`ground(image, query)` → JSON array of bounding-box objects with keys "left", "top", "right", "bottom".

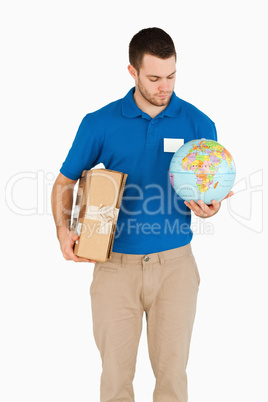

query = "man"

[{"left": 51, "top": 27, "right": 233, "bottom": 402}]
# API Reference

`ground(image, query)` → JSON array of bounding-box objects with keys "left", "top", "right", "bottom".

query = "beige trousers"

[{"left": 90, "top": 243, "right": 200, "bottom": 402}]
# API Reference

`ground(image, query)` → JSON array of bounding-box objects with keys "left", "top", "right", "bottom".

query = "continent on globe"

[{"left": 169, "top": 139, "right": 236, "bottom": 204}]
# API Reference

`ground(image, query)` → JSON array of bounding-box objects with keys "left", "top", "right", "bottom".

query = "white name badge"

[{"left": 164, "top": 138, "right": 184, "bottom": 153}]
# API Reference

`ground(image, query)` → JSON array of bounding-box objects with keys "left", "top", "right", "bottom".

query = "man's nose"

[{"left": 158, "top": 79, "right": 170, "bottom": 92}]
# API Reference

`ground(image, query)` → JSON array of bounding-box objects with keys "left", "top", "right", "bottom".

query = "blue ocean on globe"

[{"left": 169, "top": 138, "right": 236, "bottom": 204}]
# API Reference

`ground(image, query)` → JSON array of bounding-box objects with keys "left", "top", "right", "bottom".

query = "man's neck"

[{"left": 133, "top": 88, "right": 168, "bottom": 119}]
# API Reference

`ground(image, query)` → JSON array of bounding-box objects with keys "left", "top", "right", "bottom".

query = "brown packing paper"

[
  {"left": 72, "top": 169, "right": 127, "bottom": 262},
  {"left": 79, "top": 204, "right": 119, "bottom": 234}
]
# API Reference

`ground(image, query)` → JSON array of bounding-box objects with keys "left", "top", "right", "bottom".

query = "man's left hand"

[{"left": 184, "top": 191, "right": 234, "bottom": 218}]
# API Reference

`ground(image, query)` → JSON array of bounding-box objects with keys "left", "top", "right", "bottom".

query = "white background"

[{"left": 1, "top": 0, "right": 267, "bottom": 401}]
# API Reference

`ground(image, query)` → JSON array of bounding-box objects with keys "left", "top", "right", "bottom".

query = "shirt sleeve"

[
  {"left": 208, "top": 122, "right": 218, "bottom": 141},
  {"left": 59, "top": 114, "right": 102, "bottom": 180}
]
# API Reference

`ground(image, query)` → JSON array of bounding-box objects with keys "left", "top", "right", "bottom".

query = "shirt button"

[{"left": 144, "top": 256, "right": 149, "bottom": 262}]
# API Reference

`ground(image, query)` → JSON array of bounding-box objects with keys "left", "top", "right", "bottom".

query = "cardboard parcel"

[{"left": 72, "top": 169, "right": 127, "bottom": 262}]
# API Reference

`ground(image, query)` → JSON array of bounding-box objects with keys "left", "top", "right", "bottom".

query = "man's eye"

[{"left": 150, "top": 78, "right": 158, "bottom": 82}]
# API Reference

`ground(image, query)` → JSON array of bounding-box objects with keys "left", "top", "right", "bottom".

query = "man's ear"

[{"left": 128, "top": 64, "right": 137, "bottom": 80}]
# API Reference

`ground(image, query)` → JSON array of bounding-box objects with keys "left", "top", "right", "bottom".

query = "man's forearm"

[{"left": 51, "top": 181, "right": 75, "bottom": 240}]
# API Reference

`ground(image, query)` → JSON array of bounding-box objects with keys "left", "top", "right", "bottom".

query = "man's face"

[{"left": 134, "top": 54, "right": 176, "bottom": 107}]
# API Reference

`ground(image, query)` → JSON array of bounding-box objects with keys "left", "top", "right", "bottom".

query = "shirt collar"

[
  {"left": 121, "top": 87, "right": 182, "bottom": 119},
  {"left": 121, "top": 87, "right": 142, "bottom": 118}
]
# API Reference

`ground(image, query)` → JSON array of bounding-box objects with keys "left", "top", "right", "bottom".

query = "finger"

[
  {"left": 73, "top": 255, "right": 96, "bottom": 263},
  {"left": 184, "top": 200, "right": 195, "bottom": 212},
  {"left": 197, "top": 200, "right": 210, "bottom": 213},
  {"left": 69, "top": 230, "right": 79, "bottom": 241},
  {"left": 186, "top": 200, "right": 203, "bottom": 216},
  {"left": 66, "top": 247, "right": 95, "bottom": 263},
  {"left": 196, "top": 200, "right": 212, "bottom": 217},
  {"left": 210, "top": 199, "right": 220, "bottom": 211},
  {"left": 184, "top": 200, "right": 192, "bottom": 210},
  {"left": 65, "top": 234, "right": 96, "bottom": 263}
]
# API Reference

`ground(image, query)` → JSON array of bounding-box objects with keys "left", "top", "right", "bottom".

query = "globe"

[{"left": 169, "top": 138, "right": 236, "bottom": 204}]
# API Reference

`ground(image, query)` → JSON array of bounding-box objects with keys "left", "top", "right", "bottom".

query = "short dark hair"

[{"left": 129, "top": 27, "right": 177, "bottom": 71}]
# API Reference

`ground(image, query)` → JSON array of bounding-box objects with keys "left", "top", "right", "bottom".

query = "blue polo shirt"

[{"left": 60, "top": 87, "right": 217, "bottom": 254}]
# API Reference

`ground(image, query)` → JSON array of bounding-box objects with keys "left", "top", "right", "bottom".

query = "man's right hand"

[{"left": 57, "top": 227, "right": 96, "bottom": 263}]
